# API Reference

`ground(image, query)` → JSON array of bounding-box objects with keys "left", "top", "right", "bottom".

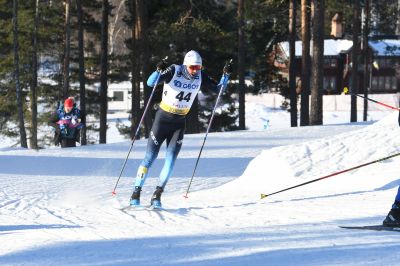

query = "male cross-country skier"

[
  {"left": 130, "top": 50, "right": 232, "bottom": 208},
  {"left": 382, "top": 112, "right": 400, "bottom": 226}
]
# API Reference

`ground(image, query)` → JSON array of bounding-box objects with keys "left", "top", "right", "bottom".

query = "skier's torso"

[
  {"left": 57, "top": 107, "right": 80, "bottom": 126},
  {"left": 159, "top": 64, "right": 202, "bottom": 115},
  {"left": 57, "top": 107, "right": 81, "bottom": 139}
]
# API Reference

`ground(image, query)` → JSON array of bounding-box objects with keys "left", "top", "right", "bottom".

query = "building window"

[
  {"left": 113, "top": 91, "right": 124, "bottom": 101},
  {"left": 374, "top": 76, "right": 397, "bottom": 91},
  {"left": 391, "top": 76, "right": 397, "bottom": 91},
  {"left": 371, "top": 76, "right": 378, "bottom": 91},
  {"left": 385, "top": 76, "right": 391, "bottom": 90},
  {"left": 324, "top": 58, "right": 337, "bottom": 68}
]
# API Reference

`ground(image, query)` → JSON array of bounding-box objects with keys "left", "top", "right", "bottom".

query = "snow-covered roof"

[
  {"left": 279, "top": 39, "right": 353, "bottom": 58},
  {"left": 279, "top": 39, "right": 400, "bottom": 58},
  {"left": 369, "top": 39, "right": 400, "bottom": 56}
]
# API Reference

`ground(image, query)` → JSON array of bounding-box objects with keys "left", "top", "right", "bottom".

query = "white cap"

[{"left": 183, "top": 50, "right": 202, "bottom": 66}]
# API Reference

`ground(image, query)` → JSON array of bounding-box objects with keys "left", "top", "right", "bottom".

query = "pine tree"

[
  {"left": 300, "top": 0, "right": 311, "bottom": 126},
  {"left": 13, "top": 0, "right": 27, "bottom": 148},
  {"left": 310, "top": 0, "right": 324, "bottom": 125},
  {"left": 289, "top": 0, "right": 297, "bottom": 127}
]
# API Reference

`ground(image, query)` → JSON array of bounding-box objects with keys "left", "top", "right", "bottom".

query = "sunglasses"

[{"left": 188, "top": 65, "right": 202, "bottom": 71}]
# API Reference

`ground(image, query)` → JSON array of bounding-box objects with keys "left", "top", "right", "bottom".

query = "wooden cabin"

[{"left": 274, "top": 39, "right": 400, "bottom": 94}]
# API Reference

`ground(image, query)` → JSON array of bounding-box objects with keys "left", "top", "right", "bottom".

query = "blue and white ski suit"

[{"left": 134, "top": 64, "right": 229, "bottom": 190}]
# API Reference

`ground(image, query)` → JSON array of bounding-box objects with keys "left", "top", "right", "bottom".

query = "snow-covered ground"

[{"left": 1, "top": 95, "right": 400, "bottom": 265}]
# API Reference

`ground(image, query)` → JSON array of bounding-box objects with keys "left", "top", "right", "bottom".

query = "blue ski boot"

[
  {"left": 150, "top": 186, "right": 163, "bottom": 209},
  {"left": 130, "top": 186, "right": 141, "bottom": 206},
  {"left": 383, "top": 201, "right": 400, "bottom": 227}
]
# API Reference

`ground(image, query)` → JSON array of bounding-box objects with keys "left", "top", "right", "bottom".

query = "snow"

[
  {"left": 369, "top": 39, "right": 400, "bottom": 56},
  {"left": 1, "top": 96, "right": 400, "bottom": 265},
  {"left": 280, "top": 39, "right": 353, "bottom": 57},
  {"left": 279, "top": 39, "right": 400, "bottom": 58}
]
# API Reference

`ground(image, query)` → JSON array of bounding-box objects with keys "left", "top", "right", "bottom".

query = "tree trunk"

[
  {"left": 135, "top": 0, "right": 151, "bottom": 138},
  {"left": 362, "top": 0, "right": 370, "bottom": 122},
  {"left": 310, "top": 0, "right": 324, "bottom": 125},
  {"left": 300, "top": 0, "right": 311, "bottom": 126},
  {"left": 351, "top": 0, "right": 361, "bottom": 122},
  {"left": 63, "top": 0, "right": 71, "bottom": 99},
  {"left": 289, "top": 0, "right": 297, "bottom": 127},
  {"left": 30, "top": 0, "right": 39, "bottom": 149},
  {"left": 13, "top": 0, "right": 27, "bottom": 148},
  {"left": 77, "top": 0, "right": 87, "bottom": 145},
  {"left": 99, "top": 0, "right": 109, "bottom": 144},
  {"left": 130, "top": 0, "right": 141, "bottom": 139},
  {"left": 396, "top": 0, "right": 400, "bottom": 35},
  {"left": 237, "top": 0, "right": 245, "bottom": 130}
]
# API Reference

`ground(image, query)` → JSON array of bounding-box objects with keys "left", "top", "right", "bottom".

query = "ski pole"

[
  {"left": 260, "top": 151, "right": 400, "bottom": 199},
  {"left": 343, "top": 88, "right": 400, "bottom": 111},
  {"left": 111, "top": 60, "right": 166, "bottom": 196},
  {"left": 184, "top": 61, "right": 232, "bottom": 198}
]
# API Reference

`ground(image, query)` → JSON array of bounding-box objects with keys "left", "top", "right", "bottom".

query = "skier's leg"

[
  {"left": 150, "top": 126, "right": 184, "bottom": 208},
  {"left": 130, "top": 135, "right": 163, "bottom": 206},
  {"left": 134, "top": 140, "right": 161, "bottom": 188},
  {"left": 395, "top": 186, "right": 400, "bottom": 203},
  {"left": 383, "top": 186, "right": 400, "bottom": 226},
  {"left": 157, "top": 126, "right": 184, "bottom": 189},
  {"left": 130, "top": 111, "right": 168, "bottom": 206}
]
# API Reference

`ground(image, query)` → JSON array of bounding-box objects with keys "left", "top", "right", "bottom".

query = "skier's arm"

[
  {"left": 398, "top": 110, "right": 400, "bottom": 127},
  {"left": 48, "top": 111, "right": 60, "bottom": 128},
  {"left": 200, "top": 72, "right": 230, "bottom": 94},
  {"left": 146, "top": 65, "right": 175, "bottom": 87},
  {"left": 72, "top": 108, "right": 84, "bottom": 128}
]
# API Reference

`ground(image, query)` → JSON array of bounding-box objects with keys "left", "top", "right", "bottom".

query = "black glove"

[
  {"left": 223, "top": 60, "right": 233, "bottom": 75},
  {"left": 156, "top": 58, "right": 168, "bottom": 72}
]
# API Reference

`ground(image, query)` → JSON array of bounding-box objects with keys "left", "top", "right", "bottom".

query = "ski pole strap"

[
  {"left": 218, "top": 73, "right": 230, "bottom": 89},
  {"left": 260, "top": 151, "right": 400, "bottom": 199}
]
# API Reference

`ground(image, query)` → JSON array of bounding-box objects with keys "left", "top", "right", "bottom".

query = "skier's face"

[
  {"left": 186, "top": 65, "right": 202, "bottom": 76},
  {"left": 64, "top": 106, "right": 73, "bottom": 113}
]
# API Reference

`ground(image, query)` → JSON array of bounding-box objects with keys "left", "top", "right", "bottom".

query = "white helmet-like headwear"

[{"left": 183, "top": 50, "right": 202, "bottom": 66}]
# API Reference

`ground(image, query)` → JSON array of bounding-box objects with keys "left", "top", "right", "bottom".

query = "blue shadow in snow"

[
  {"left": 0, "top": 224, "right": 81, "bottom": 232},
  {"left": 0, "top": 155, "right": 252, "bottom": 178},
  {"left": 1, "top": 223, "right": 400, "bottom": 266}
]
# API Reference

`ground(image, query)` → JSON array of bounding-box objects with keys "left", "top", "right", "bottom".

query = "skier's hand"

[
  {"left": 59, "top": 123, "right": 66, "bottom": 130},
  {"left": 223, "top": 59, "right": 233, "bottom": 75},
  {"left": 71, "top": 117, "right": 80, "bottom": 125},
  {"left": 156, "top": 57, "right": 168, "bottom": 72}
]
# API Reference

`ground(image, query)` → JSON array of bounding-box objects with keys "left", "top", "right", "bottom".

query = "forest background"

[{"left": 1, "top": 0, "right": 399, "bottom": 149}]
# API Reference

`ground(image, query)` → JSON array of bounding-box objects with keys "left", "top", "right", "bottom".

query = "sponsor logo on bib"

[{"left": 173, "top": 80, "right": 199, "bottom": 90}]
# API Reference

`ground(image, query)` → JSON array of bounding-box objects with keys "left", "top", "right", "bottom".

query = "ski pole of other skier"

[
  {"left": 184, "top": 59, "right": 233, "bottom": 199},
  {"left": 343, "top": 87, "right": 400, "bottom": 111},
  {"left": 260, "top": 151, "right": 400, "bottom": 199},
  {"left": 111, "top": 57, "right": 167, "bottom": 196}
]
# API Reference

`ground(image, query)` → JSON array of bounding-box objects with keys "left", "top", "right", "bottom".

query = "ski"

[
  {"left": 147, "top": 205, "right": 165, "bottom": 211},
  {"left": 120, "top": 205, "right": 166, "bottom": 213},
  {"left": 339, "top": 225, "right": 400, "bottom": 232}
]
